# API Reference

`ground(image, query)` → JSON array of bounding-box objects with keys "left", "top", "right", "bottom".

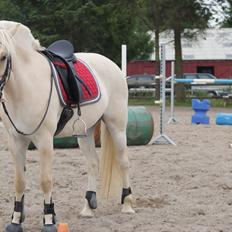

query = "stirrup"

[{"left": 72, "top": 117, "right": 87, "bottom": 137}]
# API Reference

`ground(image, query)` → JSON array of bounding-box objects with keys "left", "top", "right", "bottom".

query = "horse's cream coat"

[{"left": 0, "top": 21, "right": 134, "bottom": 227}]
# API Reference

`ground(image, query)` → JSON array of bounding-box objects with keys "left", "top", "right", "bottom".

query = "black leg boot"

[
  {"left": 41, "top": 200, "right": 57, "bottom": 232},
  {"left": 5, "top": 195, "right": 25, "bottom": 232}
]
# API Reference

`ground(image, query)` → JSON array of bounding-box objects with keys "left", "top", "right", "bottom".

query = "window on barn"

[
  {"left": 197, "top": 66, "right": 214, "bottom": 75},
  {"left": 225, "top": 54, "right": 232, "bottom": 59},
  {"left": 183, "top": 54, "right": 194, "bottom": 59},
  {"left": 223, "top": 42, "right": 232, "bottom": 47}
]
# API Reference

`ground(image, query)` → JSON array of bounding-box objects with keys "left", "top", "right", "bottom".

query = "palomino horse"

[{"left": 0, "top": 21, "right": 134, "bottom": 232}]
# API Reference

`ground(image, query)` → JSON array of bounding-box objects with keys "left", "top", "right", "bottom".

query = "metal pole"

[
  {"left": 162, "top": 46, "right": 166, "bottom": 119},
  {"left": 168, "top": 61, "right": 177, "bottom": 124},
  {"left": 160, "top": 44, "right": 165, "bottom": 134},
  {"left": 121, "top": 44, "right": 127, "bottom": 77},
  {"left": 152, "top": 44, "right": 176, "bottom": 145}
]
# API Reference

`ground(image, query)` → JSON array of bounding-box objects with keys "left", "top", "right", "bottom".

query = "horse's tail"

[{"left": 99, "top": 122, "right": 123, "bottom": 199}]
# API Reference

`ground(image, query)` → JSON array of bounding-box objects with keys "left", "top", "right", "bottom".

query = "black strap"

[
  {"left": 0, "top": 56, "right": 12, "bottom": 99},
  {"left": 54, "top": 53, "right": 82, "bottom": 116},
  {"left": 121, "top": 187, "right": 132, "bottom": 204},
  {"left": 54, "top": 106, "right": 74, "bottom": 136}
]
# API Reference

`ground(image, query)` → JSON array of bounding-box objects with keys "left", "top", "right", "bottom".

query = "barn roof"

[{"left": 150, "top": 28, "right": 232, "bottom": 61}]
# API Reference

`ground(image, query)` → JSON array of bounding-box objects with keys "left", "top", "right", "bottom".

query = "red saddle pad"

[{"left": 54, "top": 58, "right": 100, "bottom": 106}]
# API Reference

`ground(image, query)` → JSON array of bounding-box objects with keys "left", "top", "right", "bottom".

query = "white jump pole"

[
  {"left": 121, "top": 44, "right": 127, "bottom": 77},
  {"left": 168, "top": 61, "right": 177, "bottom": 124},
  {"left": 152, "top": 44, "right": 176, "bottom": 145}
]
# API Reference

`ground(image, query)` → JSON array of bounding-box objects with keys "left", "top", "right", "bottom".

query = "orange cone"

[{"left": 57, "top": 223, "right": 70, "bottom": 232}]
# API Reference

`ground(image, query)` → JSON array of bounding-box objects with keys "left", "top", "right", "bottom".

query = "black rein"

[{"left": 0, "top": 56, "right": 12, "bottom": 99}]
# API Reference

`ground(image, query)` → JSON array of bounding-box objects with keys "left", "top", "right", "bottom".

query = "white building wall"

[{"left": 150, "top": 28, "right": 232, "bottom": 61}]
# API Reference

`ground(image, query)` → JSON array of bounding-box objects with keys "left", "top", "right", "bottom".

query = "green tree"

[
  {"left": 138, "top": 0, "right": 168, "bottom": 72},
  {"left": 221, "top": 0, "right": 232, "bottom": 27},
  {"left": 164, "top": 0, "right": 211, "bottom": 101},
  {"left": 1, "top": 0, "right": 153, "bottom": 65},
  {"left": 0, "top": 0, "right": 23, "bottom": 21},
  {"left": 138, "top": 0, "right": 167, "bottom": 100}
]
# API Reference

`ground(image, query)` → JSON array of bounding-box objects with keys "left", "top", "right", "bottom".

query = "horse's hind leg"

[
  {"left": 5, "top": 136, "right": 29, "bottom": 232},
  {"left": 78, "top": 127, "right": 98, "bottom": 217},
  {"left": 102, "top": 112, "right": 135, "bottom": 214}
]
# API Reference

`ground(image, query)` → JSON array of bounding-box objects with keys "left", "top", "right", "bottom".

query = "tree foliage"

[
  {"left": 0, "top": 0, "right": 154, "bottom": 65},
  {"left": 164, "top": 0, "right": 211, "bottom": 101},
  {"left": 0, "top": 0, "right": 219, "bottom": 88},
  {"left": 221, "top": 0, "right": 232, "bottom": 27}
]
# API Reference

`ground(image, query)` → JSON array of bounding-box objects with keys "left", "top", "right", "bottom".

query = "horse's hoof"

[
  {"left": 80, "top": 199, "right": 94, "bottom": 218},
  {"left": 80, "top": 210, "right": 94, "bottom": 218},
  {"left": 41, "top": 224, "right": 57, "bottom": 232},
  {"left": 121, "top": 195, "right": 135, "bottom": 214},
  {"left": 5, "top": 223, "right": 23, "bottom": 232},
  {"left": 80, "top": 207, "right": 94, "bottom": 218},
  {"left": 121, "top": 205, "right": 135, "bottom": 214}
]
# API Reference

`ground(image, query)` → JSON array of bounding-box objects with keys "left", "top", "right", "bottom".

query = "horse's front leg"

[
  {"left": 5, "top": 136, "right": 29, "bottom": 232},
  {"left": 78, "top": 128, "right": 98, "bottom": 218},
  {"left": 36, "top": 136, "right": 57, "bottom": 232}
]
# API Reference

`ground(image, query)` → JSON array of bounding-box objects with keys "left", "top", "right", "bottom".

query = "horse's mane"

[
  {"left": 0, "top": 29, "right": 15, "bottom": 55},
  {"left": 0, "top": 21, "right": 43, "bottom": 54}
]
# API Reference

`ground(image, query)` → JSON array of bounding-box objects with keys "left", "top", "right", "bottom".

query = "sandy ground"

[{"left": 1, "top": 106, "right": 232, "bottom": 232}]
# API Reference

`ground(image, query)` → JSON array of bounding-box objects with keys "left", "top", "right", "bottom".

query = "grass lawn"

[{"left": 128, "top": 97, "right": 232, "bottom": 108}]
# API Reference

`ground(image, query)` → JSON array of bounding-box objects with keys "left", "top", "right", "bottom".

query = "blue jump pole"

[{"left": 175, "top": 78, "right": 232, "bottom": 85}]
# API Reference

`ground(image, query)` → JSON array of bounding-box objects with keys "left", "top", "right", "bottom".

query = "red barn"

[{"left": 128, "top": 60, "right": 232, "bottom": 78}]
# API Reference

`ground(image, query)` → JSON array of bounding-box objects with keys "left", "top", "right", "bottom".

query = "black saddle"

[{"left": 48, "top": 40, "right": 76, "bottom": 62}]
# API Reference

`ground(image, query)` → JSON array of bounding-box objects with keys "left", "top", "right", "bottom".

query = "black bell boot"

[
  {"left": 5, "top": 195, "right": 25, "bottom": 232},
  {"left": 41, "top": 200, "right": 57, "bottom": 232}
]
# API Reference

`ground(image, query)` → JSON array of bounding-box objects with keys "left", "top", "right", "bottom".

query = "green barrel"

[
  {"left": 53, "top": 136, "right": 78, "bottom": 149},
  {"left": 28, "top": 107, "right": 154, "bottom": 149},
  {"left": 126, "top": 106, "right": 154, "bottom": 145},
  {"left": 28, "top": 136, "right": 78, "bottom": 150}
]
